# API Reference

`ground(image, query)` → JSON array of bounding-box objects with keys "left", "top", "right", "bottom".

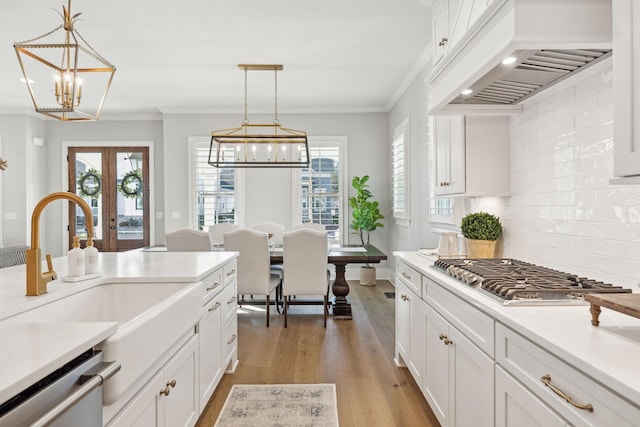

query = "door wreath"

[
  {"left": 119, "top": 169, "right": 143, "bottom": 199},
  {"left": 77, "top": 168, "right": 102, "bottom": 198}
]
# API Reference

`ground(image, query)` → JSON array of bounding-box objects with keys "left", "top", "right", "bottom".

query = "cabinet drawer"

[
  {"left": 423, "top": 275, "right": 494, "bottom": 357},
  {"left": 221, "top": 279, "right": 237, "bottom": 325},
  {"left": 201, "top": 269, "right": 223, "bottom": 305},
  {"left": 223, "top": 259, "right": 237, "bottom": 285},
  {"left": 222, "top": 315, "right": 238, "bottom": 368},
  {"left": 496, "top": 324, "right": 640, "bottom": 426},
  {"left": 397, "top": 260, "right": 422, "bottom": 295}
]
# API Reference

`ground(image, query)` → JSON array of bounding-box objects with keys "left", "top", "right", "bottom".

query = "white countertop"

[
  {"left": 394, "top": 251, "right": 640, "bottom": 407},
  {"left": 0, "top": 250, "right": 237, "bottom": 405}
]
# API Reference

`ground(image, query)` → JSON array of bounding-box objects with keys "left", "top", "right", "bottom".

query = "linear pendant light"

[{"left": 209, "top": 64, "right": 309, "bottom": 168}]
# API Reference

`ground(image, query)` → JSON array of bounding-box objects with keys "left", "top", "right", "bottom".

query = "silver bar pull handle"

[{"left": 31, "top": 361, "right": 121, "bottom": 427}]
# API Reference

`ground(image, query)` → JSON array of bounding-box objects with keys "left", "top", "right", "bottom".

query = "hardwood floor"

[{"left": 195, "top": 280, "right": 440, "bottom": 427}]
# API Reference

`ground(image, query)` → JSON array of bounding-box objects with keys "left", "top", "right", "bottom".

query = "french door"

[{"left": 68, "top": 147, "right": 150, "bottom": 252}]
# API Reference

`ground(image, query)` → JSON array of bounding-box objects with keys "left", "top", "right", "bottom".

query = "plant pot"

[
  {"left": 360, "top": 266, "right": 376, "bottom": 286},
  {"left": 465, "top": 238, "right": 497, "bottom": 258}
]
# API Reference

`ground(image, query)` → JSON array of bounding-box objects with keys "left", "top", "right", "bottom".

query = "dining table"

[
  {"left": 143, "top": 243, "right": 387, "bottom": 320},
  {"left": 269, "top": 244, "right": 387, "bottom": 320}
]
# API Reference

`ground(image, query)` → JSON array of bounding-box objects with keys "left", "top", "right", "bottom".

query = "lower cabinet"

[
  {"left": 107, "top": 258, "right": 239, "bottom": 427},
  {"left": 108, "top": 335, "right": 199, "bottom": 427},
  {"left": 495, "top": 366, "right": 569, "bottom": 427},
  {"left": 198, "top": 293, "right": 223, "bottom": 408},
  {"left": 496, "top": 324, "right": 640, "bottom": 426},
  {"left": 199, "top": 271, "right": 238, "bottom": 409},
  {"left": 395, "top": 254, "right": 640, "bottom": 427},
  {"left": 422, "top": 301, "right": 494, "bottom": 427},
  {"left": 395, "top": 278, "right": 423, "bottom": 384}
]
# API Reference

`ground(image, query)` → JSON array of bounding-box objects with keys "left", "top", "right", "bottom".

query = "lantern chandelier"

[
  {"left": 209, "top": 64, "right": 309, "bottom": 168},
  {"left": 14, "top": 0, "right": 116, "bottom": 121}
]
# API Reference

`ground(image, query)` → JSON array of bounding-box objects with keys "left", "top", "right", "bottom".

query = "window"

[
  {"left": 190, "top": 137, "right": 240, "bottom": 230},
  {"left": 294, "top": 137, "right": 346, "bottom": 243},
  {"left": 392, "top": 119, "right": 410, "bottom": 226}
]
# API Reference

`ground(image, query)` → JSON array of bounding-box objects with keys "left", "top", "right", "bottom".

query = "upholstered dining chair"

[
  {"left": 224, "top": 228, "right": 282, "bottom": 327},
  {"left": 165, "top": 229, "right": 212, "bottom": 251},
  {"left": 282, "top": 229, "right": 331, "bottom": 328},
  {"left": 252, "top": 222, "right": 286, "bottom": 288},
  {"left": 209, "top": 223, "right": 241, "bottom": 246},
  {"left": 293, "top": 223, "right": 326, "bottom": 233},
  {"left": 252, "top": 222, "right": 285, "bottom": 246}
]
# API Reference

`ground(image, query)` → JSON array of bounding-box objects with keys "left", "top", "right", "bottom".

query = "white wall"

[
  {"left": 0, "top": 114, "right": 45, "bottom": 248},
  {"left": 492, "top": 57, "right": 640, "bottom": 289},
  {"left": 387, "top": 64, "right": 439, "bottom": 269},
  {"left": 162, "top": 112, "right": 391, "bottom": 253}
]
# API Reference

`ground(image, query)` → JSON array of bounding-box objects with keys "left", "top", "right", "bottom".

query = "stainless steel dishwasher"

[{"left": 0, "top": 350, "right": 120, "bottom": 427}]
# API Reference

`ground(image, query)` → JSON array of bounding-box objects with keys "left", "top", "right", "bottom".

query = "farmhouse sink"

[{"left": 6, "top": 281, "right": 203, "bottom": 404}]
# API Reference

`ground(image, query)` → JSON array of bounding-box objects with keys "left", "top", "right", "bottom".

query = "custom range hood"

[{"left": 427, "top": 0, "right": 612, "bottom": 115}]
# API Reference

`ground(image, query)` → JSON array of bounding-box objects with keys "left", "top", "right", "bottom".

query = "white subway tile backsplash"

[
  {"left": 574, "top": 66, "right": 612, "bottom": 99},
  {"left": 555, "top": 92, "right": 597, "bottom": 121},
  {"left": 499, "top": 60, "right": 640, "bottom": 289},
  {"left": 538, "top": 117, "right": 574, "bottom": 141},
  {"left": 574, "top": 103, "right": 613, "bottom": 130}
]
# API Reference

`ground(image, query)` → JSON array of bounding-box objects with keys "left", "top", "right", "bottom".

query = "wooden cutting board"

[{"left": 584, "top": 293, "right": 640, "bottom": 326}]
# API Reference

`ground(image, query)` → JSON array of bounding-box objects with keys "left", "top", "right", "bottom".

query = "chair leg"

[
  {"left": 284, "top": 297, "right": 288, "bottom": 328},
  {"left": 323, "top": 295, "right": 327, "bottom": 328},
  {"left": 266, "top": 295, "right": 270, "bottom": 327},
  {"left": 275, "top": 282, "right": 282, "bottom": 314}
]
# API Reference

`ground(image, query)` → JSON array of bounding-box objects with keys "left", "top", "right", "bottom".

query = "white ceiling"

[{"left": 1, "top": 0, "right": 431, "bottom": 118}]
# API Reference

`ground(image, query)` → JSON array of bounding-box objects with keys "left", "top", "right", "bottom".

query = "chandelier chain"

[
  {"left": 243, "top": 68, "right": 249, "bottom": 124},
  {"left": 15, "top": 25, "right": 63, "bottom": 44},
  {"left": 75, "top": 29, "right": 114, "bottom": 66}
]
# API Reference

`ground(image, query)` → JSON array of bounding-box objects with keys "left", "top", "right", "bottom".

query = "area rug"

[{"left": 214, "top": 383, "right": 339, "bottom": 427}]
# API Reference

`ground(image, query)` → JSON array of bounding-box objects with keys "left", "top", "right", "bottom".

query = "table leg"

[
  {"left": 589, "top": 303, "right": 601, "bottom": 326},
  {"left": 331, "top": 262, "right": 352, "bottom": 320}
]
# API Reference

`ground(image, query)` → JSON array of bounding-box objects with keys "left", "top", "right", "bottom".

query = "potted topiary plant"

[
  {"left": 349, "top": 175, "right": 384, "bottom": 285},
  {"left": 460, "top": 211, "right": 502, "bottom": 258}
]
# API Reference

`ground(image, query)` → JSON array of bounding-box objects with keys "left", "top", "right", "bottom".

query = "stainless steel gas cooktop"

[{"left": 433, "top": 258, "right": 632, "bottom": 306}]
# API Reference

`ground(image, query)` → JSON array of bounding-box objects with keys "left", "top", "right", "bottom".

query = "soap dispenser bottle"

[
  {"left": 84, "top": 237, "right": 99, "bottom": 274},
  {"left": 68, "top": 235, "right": 86, "bottom": 277}
]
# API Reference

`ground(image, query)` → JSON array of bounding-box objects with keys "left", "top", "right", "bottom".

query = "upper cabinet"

[
  {"left": 612, "top": 0, "right": 640, "bottom": 179},
  {"left": 434, "top": 115, "right": 510, "bottom": 197},
  {"left": 426, "top": 0, "right": 612, "bottom": 115},
  {"left": 430, "top": 0, "right": 496, "bottom": 68}
]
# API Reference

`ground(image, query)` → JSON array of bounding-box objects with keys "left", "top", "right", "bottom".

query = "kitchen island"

[
  {"left": 0, "top": 250, "right": 238, "bottom": 426},
  {"left": 395, "top": 251, "right": 640, "bottom": 427}
]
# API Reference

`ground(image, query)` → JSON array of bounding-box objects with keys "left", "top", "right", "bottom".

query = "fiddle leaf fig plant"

[
  {"left": 460, "top": 212, "right": 502, "bottom": 241},
  {"left": 349, "top": 175, "right": 384, "bottom": 246}
]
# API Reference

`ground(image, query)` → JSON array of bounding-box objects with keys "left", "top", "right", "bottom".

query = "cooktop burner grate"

[{"left": 433, "top": 258, "right": 632, "bottom": 303}]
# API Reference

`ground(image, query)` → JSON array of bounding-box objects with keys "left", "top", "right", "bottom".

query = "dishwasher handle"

[{"left": 30, "top": 361, "right": 121, "bottom": 427}]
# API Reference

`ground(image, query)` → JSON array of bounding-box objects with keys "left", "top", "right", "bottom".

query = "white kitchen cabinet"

[
  {"left": 431, "top": 0, "right": 449, "bottom": 66},
  {"left": 433, "top": 115, "right": 509, "bottom": 197},
  {"left": 612, "top": 0, "right": 640, "bottom": 178},
  {"left": 495, "top": 366, "right": 569, "bottom": 427},
  {"left": 198, "top": 291, "right": 223, "bottom": 409},
  {"left": 221, "top": 281, "right": 238, "bottom": 371},
  {"left": 422, "top": 301, "right": 494, "bottom": 427},
  {"left": 422, "top": 300, "right": 450, "bottom": 425},
  {"left": 198, "top": 261, "right": 238, "bottom": 410},
  {"left": 394, "top": 261, "right": 423, "bottom": 385},
  {"left": 429, "top": 0, "right": 495, "bottom": 68},
  {"left": 434, "top": 115, "right": 465, "bottom": 195},
  {"left": 108, "top": 335, "right": 199, "bottom": 427},
  {"left": 496, "top": 324, "right": 640, "bottom": 426},
  {"left": 107, "top": 257, "right": 239, "bottom": 427}
]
